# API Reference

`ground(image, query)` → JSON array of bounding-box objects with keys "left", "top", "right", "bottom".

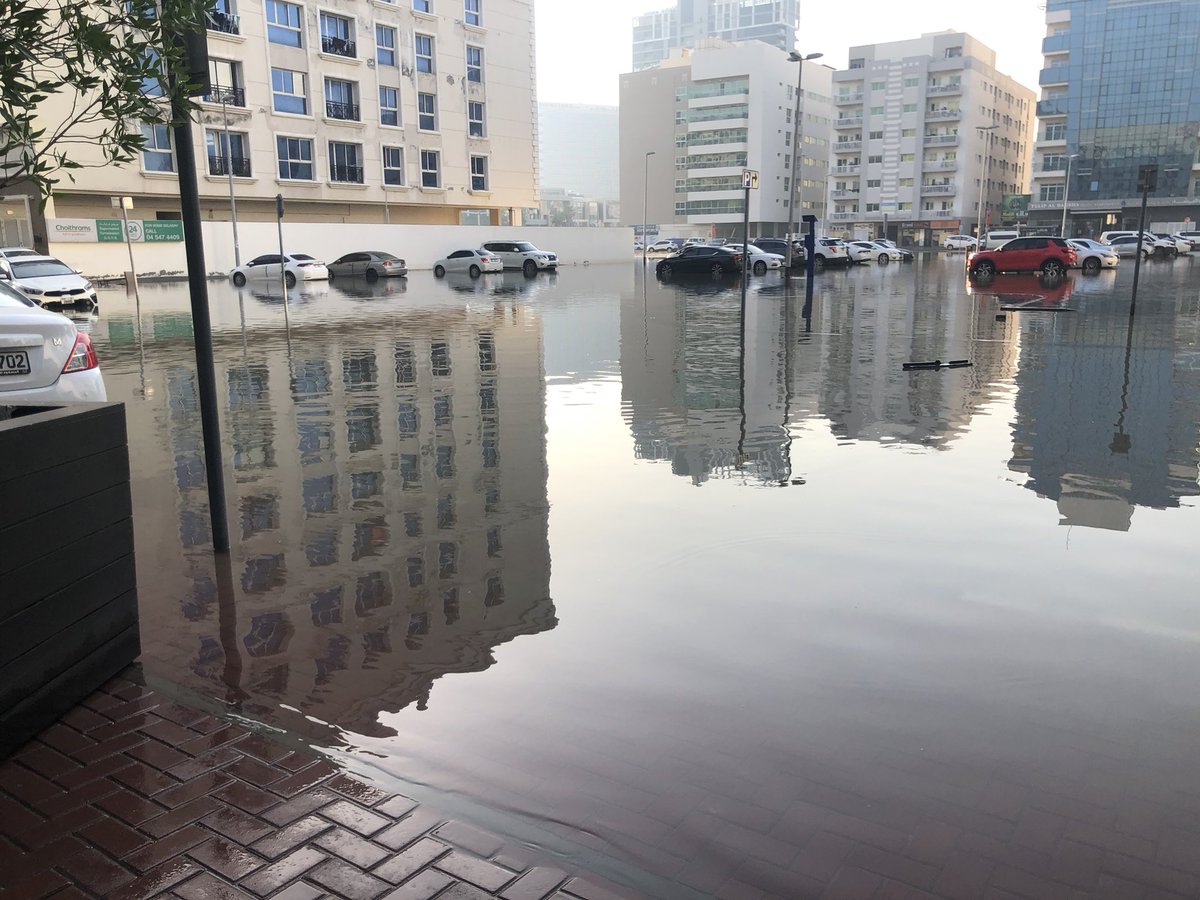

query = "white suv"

[
  {"left": 942, "top": 235, "right": 977, "bottom": 252},
  {"left": 480, "top": 241, "right": 558, "bottom": 276}
]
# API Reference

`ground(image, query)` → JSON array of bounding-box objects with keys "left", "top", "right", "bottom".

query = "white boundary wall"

[{"left": 50, "top": 224, "right": 635, "bottom": 279}]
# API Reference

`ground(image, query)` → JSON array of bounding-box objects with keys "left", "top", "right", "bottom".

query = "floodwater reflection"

[{"left": 89, "top": 258, "right": 1200, "bottom": 896}]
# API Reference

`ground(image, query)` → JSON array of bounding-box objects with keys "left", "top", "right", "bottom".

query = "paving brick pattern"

[{"left": 0, "top": 674, "right": 639, "bottom": 900}]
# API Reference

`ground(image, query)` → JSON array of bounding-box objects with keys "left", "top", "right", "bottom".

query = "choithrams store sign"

[{"left": 48, "top": 218, "right": 183, "bottom": 242}]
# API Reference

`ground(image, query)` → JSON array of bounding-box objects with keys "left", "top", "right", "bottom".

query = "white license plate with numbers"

[{"left": 0, "top": 350, "right": 31, "bottom": 376}]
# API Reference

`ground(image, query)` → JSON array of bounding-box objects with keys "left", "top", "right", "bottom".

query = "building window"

[
  {"left": 418, "top": 92, "right": 437, "bottom": 130},
  {"left": 470, "top": 155, "right": 487, "bottom": 191},
  {"left": 903, "top": 77, "right": 918, "bottom": 87},
  {"left": 379, "top": 86, "right": 399, "bottom": 126},
  {"left": 325, "top": 78, "right": 358, "bottom": 120},
  {"left": 1039, "top": 183, "right": 1064, "bottom": 202},
  {"left": 413, "top": 0, "right": 430, "bottom": 10},
  {"left": 870, "top": 105, "right": 883, "bottom": 115},
  {"left": 866, "top": 179, "right": 881, "bottom": 188},
  {"left": 870, "top": 81, "right": 885, "bottom": 90},
  {"left": 1044, "top": 123, "right": 1066, "bottom": 141},
  {"left": 266, "top": 0, "right": 302, "bottom": 46},
  {"left": 319, "top": 12, "right": 355, "bottom": 57},
  {"left": 277, "top": 136, "right": 313, "bottom": 180},
  {"left": 420, "top": 149, "right": 439, "bottom": 187},
  {"left": 205, "top": 130, "right": 250, "bottom": 177},
  {"left": 141, "top": 123, "right": 174, "bottom": 172},
  {"left": 946, "top": 46, "right": 962, "bottom": 58},
  {"left": 376, "top": 25, "right": 397, "bottom": 66},
  {"left": 902, "top": 103, "right": 916, "bottom": 113},
  {"left": 271, "top": 68, "right": 307, "bottom": 115},
  {"left": 467, "top": 100, "right": 485, "bottom": 137},
  {"left": 415, "top": 34, "right": 434, "bottom": 73},
  {"left": 329, "top": 141, "right": 363, "bottom": 183},
  {"left": 466, "top": 46, "right": 483, "bottom": 83},
  {"left": 464, "top": 0, "right": 481, "bottom": 25},
  {"left": 205, "top": 58, "right": 245, "bottom": 106},
  {"left": 867, "top": 154, "right": 882, "bottom": 164},
  {"left": 383, "top": 146, "right": 404, "bottom": 185},
  {"left": 868, "top": 130, "right": 883, "bottom": 140}
]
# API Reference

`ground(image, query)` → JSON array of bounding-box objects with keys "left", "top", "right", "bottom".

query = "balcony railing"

[
  {"left": 923, "top": 134, "right": 959, "bottom": 145},
  {"left": 834, "top": 116, "right": 863, "bottom": 128},
  {"left": 202, "top": 84, "right": 245, "bottom": 107},
  {"left": 325, "top": 100, "right": 360, "bottom": 121},
  {"left": 925, "top": 108, "right": 961, "bottom": 120},
  {"left": 330, "top": 164, "right": 364, "bottom": 183},
  {"left": 1039, "top": 66, "right": 1069, "bottom": 86},
  {"left": 927, "top": 83, "right": 962, "bottom": 96},
  {"left": 208, "top": 155, "right": 251, "bottom": 178},
  {"left": 1037, "top": 98, "right": 1068, "bottom": 117},
  {"left": 830, "top": 189, "right": 860, "bottom": 199},
  {"left": 206, "top": 10, "right": 240, "bottom": 35},
  {"left": 834, "top": 140, "right": 862, "bottom": 152},
  {"left": 924, "top": 159, "right": 958, "bottom": 171},
  {"left": 921, "top": 183, "right": 956, "bottom": 194},
  {"left": 1042, "top": 33, "right": 1070, "bottom": 55},
  {"left": 833, "top": 165, "right": 860, "bottom": 175},
  {"left": 835, "top": 92, "right": 864, "bottom": 104},
  {"left": 830, "top": 212, "right": 858, "bottom": 221},
  {"left": 321, "top": 35, "right": 357, "bottom": 57}
]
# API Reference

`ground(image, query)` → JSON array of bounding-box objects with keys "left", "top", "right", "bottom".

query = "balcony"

[
  {"left": 835, "top": 92, "right": 864, "bottom": 104},
  {"left": 831, "top": 189, "right": 860, "bottom": 199},
  {"left": 1042, "top": 33, "right": 1070, "bottom": 54},
  {"left": 1037, "top": 98, "right": 1068, "bottom": 117},
  {"left": 207, "top": 155, "right": 251, "bottom": 178},
  {"left": 325, "top": 101, "right": 360, "bottom": 121},
  {"left": 923, "top": 134, "right": 959, "bottom": 146},
  {"left": 925, "top": 107, "right": 961, "bottom": 120},
  {"left": 830, "top": 212, "right": 858, "bottom": 221},
  {"left": 330, "top": 164, "right": 364, "bottom": 184},
  {"left": 834, "top": 140, "right": 862, "bottom": 152},
  {"left": 321, "top": 35, "right": 357, "bottom": 58},
  {"left": 206, "top": 10, "right": 240, "bottom": 35},
  {"left": 833, "top": 165, "right": 861, "bottom": 176},
  {"left": 927, "top": 83, "right": 962, "bottom": 96},
  {"left": 921, "top": 183, "right": 956, "bottom": 195},
  {"left": 834, "top": 115, "right": 863, "bottom": 129},
  {"left": 924, "top": 159, "right": 957, "bottom": 171},
  {"left": 1039, "top": 66, "right": 1070, "bottom": 86},
  {"left": 202, "top": 84, "right": 245, "bottom": 107}
]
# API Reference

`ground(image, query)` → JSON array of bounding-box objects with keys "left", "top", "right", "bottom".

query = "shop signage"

[{"left": 49, "top": 218, "right": 184, "bottom": 243}]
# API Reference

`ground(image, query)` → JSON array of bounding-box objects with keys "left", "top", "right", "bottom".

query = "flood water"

[{"left": 86, "top": 256, "right": 1200, "bottom": 897}]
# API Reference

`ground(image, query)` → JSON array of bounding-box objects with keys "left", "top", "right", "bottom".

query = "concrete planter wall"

[{"left": 0, "top": 403, "right": 139, "bottom": 757}]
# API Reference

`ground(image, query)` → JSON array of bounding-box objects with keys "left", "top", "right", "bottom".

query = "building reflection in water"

[{"left": 118, "top": 300, "right": 554, "bottom": 741}]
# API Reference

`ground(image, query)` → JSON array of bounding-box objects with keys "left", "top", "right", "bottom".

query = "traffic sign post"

[{"left": 741, "top": 170, "right": 758, "bottom": 288}]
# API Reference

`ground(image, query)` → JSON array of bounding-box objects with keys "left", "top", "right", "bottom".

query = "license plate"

[{"left": 0, "top": 350, "right": 31, "bottom": 376}]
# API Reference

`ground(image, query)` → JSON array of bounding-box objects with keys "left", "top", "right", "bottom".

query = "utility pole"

[
  {"left": 741, "top": 168, "right": 758, "bottom": 288},
  {"left": 220, "top": 93, "right": 241, "bottom": 267},
  {"left": 784, "top": 51, "right": 822, "bottom": 271},
  {"left": 1129, "top": 164, "right": 1157, "bottom": 318}
]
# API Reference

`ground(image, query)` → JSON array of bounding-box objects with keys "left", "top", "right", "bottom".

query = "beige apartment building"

[{"left": 33, "top": 0, "right": 538, "bottom": 230}]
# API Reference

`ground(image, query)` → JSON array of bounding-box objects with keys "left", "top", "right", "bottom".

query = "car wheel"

[
  {"left": 659, "top": 264, "right": 672, "bottom": 279},
  {"left": 753, "top": 260, "right": 767, "bottom": 275},
  {"left": 814, "top": 255, "right": 826, "bottom": 271},
  {"left": 469, "top": 264, "right": 481, "bottom": 278},
  {"left": 1041, "top": 260, "right": 1065, "bottom": 278},
  {"left": 1082, "top": 257, "right": 1101, "bottom": 274},
  {"left": 365, "top": 268, "right": 379, "bottom": 281},
  {"left": 285, "top": 271, "right": 297, "bottom": 288},
  {"left": 878, "top": 254, "right": 890, "bottom": 264},
  {"left": 710, "top": 263, "right": 726, "bottom": 278},
  {"left": 232, "top": 272, "right": 246, "bottom": 287},
  {"left": 522, "top": 259, "right": 538, "bottom": 277},
  {"left": 970, "top": 260, "right": 996, "bottom": 278},
  {"left": 434, "top": 265, "right": 445, "bottom": 277}
]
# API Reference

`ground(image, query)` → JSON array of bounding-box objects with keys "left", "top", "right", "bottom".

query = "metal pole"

[
  {"left": 275, "top": 193, "right": 290, "bottom": 329},
  {"left": 221, "top": 95, "right": 241, "bottom": 267},
  {"left": 1060, "top": 154, "right": 1073, "bottom": 237},
  {"left": 975, "top": 130, "right": 990, "bottom": 247},
  {"left": 171, "top": 111, "right": 230, "bottom": 553},
  {"left": 742, "top": 182, "right": 751, "bottom": 289},
  {"left": 118, "top": 200, "right": 140, "bottom": 303},
  {"left": 785, "top": 60, "right": 805, "bottom": 270},
  {"left": 1129, "top": 184, "right": 1149, "bottom": 317},
  {"left": 642, "top": 151, "right": 655, "bottom": 265}
]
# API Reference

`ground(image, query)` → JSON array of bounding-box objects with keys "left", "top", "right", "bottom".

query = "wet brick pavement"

[{"left": 0, "top": 671, "right": 639, "bottom": 900}]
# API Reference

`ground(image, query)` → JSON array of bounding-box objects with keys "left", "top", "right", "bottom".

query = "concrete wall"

[{"left": 50, "top": 224, "right": 635, "bottom": 279}]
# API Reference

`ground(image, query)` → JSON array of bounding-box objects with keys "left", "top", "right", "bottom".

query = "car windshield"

[
  {"left": 290, "top": 254, "right": 316, "bottom": 261},
  {"left": 11, "top": 260, "right": 74, "bottom": 278},
  {"left": 0, "top": 282, "right": 36, "bottom": 307},
  {"left": 513, "top": 242, "right": 538, "bottom": 252}
]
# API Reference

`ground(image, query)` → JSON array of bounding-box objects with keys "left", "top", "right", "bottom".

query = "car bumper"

[
  {"left": 381, "top": 267, "right": 408, "bottom": 277},
  {"left": 1, "top": 369, "right": 107, "bottom": 404},
  {"left": 26, "top": 289, "right": 99, "bottom": 307},
  {"left": 482, "top": 261, "right": 504, "bottom": 272},
  {"left": 298, "top": 267, "right": 329, "bottom": 281}
]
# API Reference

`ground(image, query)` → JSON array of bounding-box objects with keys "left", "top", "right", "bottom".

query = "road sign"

[{"left": 742, "top": 169, "right": 759, "bottom": 190}]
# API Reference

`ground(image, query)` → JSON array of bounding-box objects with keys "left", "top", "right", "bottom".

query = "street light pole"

[
  {"left": 785, "top": 51, "right": 823, "bottom": 271},
  {"left": 220, "top": 93, "right": 241, "bottom": 267},
  {"left": 974, "top": 124, "right": 999, "bottom": 248},
  {"left": 642, "top": 150, "right": 656, "bottom": 266},
  {"left": 1060, "top": 152, "right": 1079, "bottom": 237}
]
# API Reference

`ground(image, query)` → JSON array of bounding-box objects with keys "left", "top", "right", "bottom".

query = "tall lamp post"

[
  {"left": 642, "top": 150, "right": 656, "bottom": 266},
  {"left": 785, "top": 50, "right": 823, "bottom": 270},
  {"left": 1060, "top": 152, "right": 1080, "bottom": 237},
  {"left": 974, "top": 124, "right": 999, "bottom": 248}
]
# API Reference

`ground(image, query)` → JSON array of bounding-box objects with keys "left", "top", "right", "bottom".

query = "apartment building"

[
  {"left": 619, "top": 41, "right": 832, "bottom": 240},
  {"left": 632, "top": 0, "right": 799, "bottom": 72},
  {"left": 1029, "top": 0, "right": 1200, "bottom": 235},
  {"left": 828, "top": 32, "right": 1034, "bottom": 247},
  {"left": 34, "top": 0, "right": 538, "bottom": 229}
]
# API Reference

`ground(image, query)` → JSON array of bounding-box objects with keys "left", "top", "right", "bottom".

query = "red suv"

[{"left": 968, "top": 237, "right": 1076, "bottom": 279}]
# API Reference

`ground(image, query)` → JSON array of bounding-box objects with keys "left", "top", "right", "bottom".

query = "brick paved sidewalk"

[{"left": 0, "top": 671, "right": 640, "bottom": 900}]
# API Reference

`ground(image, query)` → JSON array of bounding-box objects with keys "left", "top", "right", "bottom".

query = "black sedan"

[
  {"left": 656, "top": 246, "right": 744, "bottom": 279},
  {"left": 327, "top": 250, "right": 407, "bottom": 280}
]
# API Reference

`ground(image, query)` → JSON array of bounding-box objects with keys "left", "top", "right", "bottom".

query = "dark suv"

[{"left": 968, "top": 237, "right": 1077, "bottom": 279}]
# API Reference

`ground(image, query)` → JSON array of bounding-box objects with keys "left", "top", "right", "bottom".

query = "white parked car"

[
  {"left": 942, "top": 235, "right": 977, "bottom": 252},
  {"left": 1167, "top": 234, "right": 1195, "bottom": 253},
  {"left": 479, "top": 241, "right": 558, "bottom": 276},
  {"left": 230, "top": 253, "right": 328, "bottom": 288},
  {"left": 1152, "top": 233, "right": 1190, "bottom": 255},
  {"left": 849, "top": 241, "right": 901, "bottom": 263},
  {"left": 0, "top": 280, "right": 106, "bottom": 403},
  {"left": 0, "top": 255, "right": 98, "bottom": 307},
  {"left": 725, "top": 243, "right": 784, "bottom": 275},
  {"left": 648, "top": 239, "right": 683, "bottom": 254},
  {"left": 433, "top": 248, "right": 503, "bottom": 278},
  {"left": 1105, "top": 235, "right": 1157, "bottom": 258},
  {"left": 1067, "top": 239, "right": 1120, "bottom": 273},
  {"left": 0, "top": 246, "right": 40, "bottom": 262}
]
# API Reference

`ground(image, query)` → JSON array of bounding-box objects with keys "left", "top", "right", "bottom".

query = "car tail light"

[{"left": 62, "top": 332, "right": 98, "bottom": 373}]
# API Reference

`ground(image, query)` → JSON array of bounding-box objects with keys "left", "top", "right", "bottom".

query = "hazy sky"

[{"left": 535, "top": 0, "right": 1047, "bottom": 106}]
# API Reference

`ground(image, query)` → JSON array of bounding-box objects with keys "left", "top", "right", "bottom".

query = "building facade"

[
  {"left": 619, "top": 42, "right": 832, "bottom": 240},
  {"left": 1029, "top": 0, "right": 1200, "bottom": 235},
  {"left": 33, "top": 0, "right": 538, "bottom": 229},
  {"left": 632, "top": 0, "right": 799, "bottom": 72},
  {"left": 828, "top": 32, "right": 1035, "bottom": 247}
]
